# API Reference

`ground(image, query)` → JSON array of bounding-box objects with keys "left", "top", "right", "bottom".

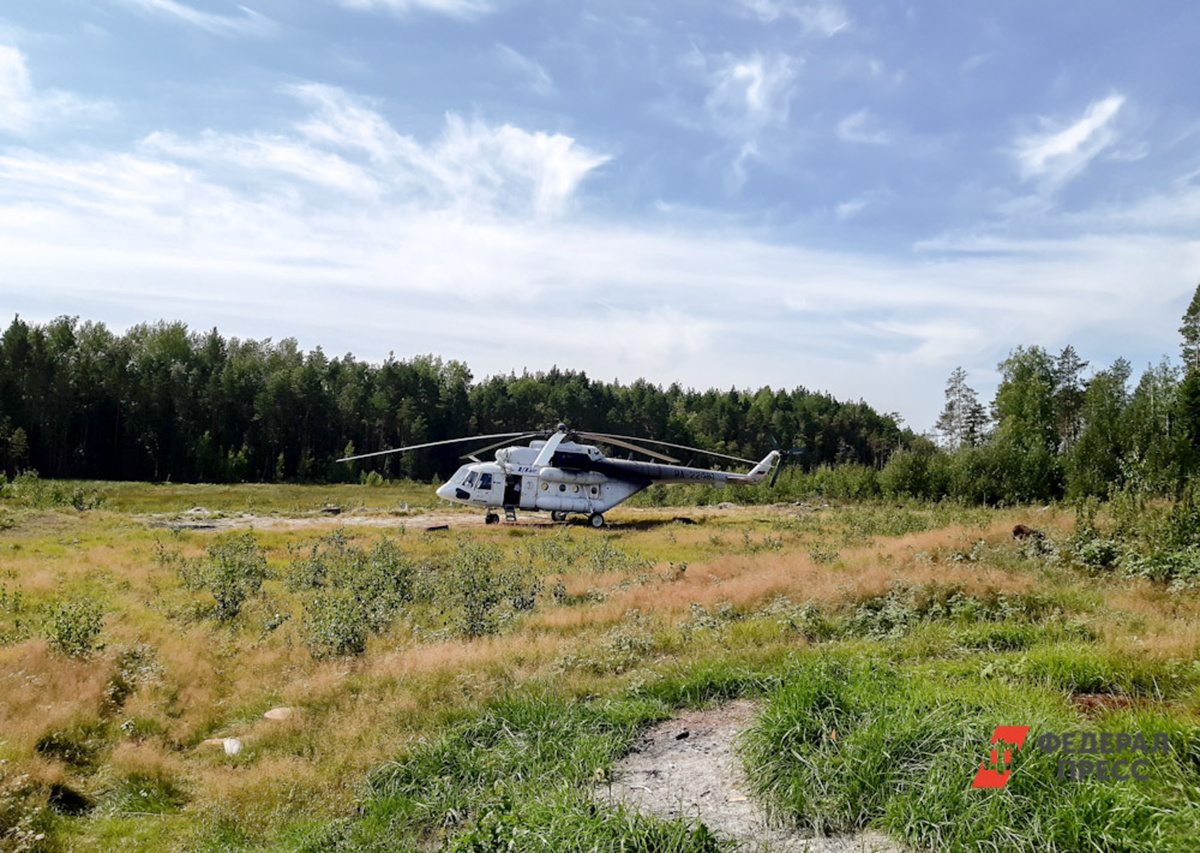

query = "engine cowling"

[{"left": 537, "top": 467, "right": 606, "bottom": 485}]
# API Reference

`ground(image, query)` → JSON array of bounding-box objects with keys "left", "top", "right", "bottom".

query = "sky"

[{"left": 2, "top": 1, "right": 1199, "bottom": 431}]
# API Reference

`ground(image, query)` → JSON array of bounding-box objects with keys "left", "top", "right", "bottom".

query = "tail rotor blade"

[{"left": 769, "top": 448, "right": 804, "bottom": 488}]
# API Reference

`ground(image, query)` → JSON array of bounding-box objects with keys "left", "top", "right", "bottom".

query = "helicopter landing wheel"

[
  {"left": 484, "top": 513, "right": 499, "bottom": 525},
  {"left": 588, "top": 513, "right": 605, "bottom": 529},
  {"left": 550, "top": 510, "right": 568, "bottom": 523}
]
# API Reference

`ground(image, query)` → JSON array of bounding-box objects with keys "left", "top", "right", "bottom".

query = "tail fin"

[{"left": 735, "top": 451, "right": 780, "bottom": 485}]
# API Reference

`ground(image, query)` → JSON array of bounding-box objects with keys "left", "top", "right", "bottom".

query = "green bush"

[
  {"left": 288, "top": 531, "right": 415, "bottom": 658},
  {"left": 0, "top": 470, "right": 105, "bottom": 510},
  {"left": 302, "top": 592, "right": 369, "bottom": 658},
  {"left": 880, "top": 447, "right": 950, "bottom": 500},
  {"left": 432, "top": 542, "right": 543, "bottom": 638},
  {"left": 179, "top": 531, "right": 267, "bottom": 622},
  {"left": 45, "top": 598, "right": 104, "bottom": 657}
]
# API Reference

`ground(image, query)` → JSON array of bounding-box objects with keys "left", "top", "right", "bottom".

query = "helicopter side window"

[
  {"left": 479, "top": 473, "right": 493, "bottom": 490},
  {"left": 465, "top": 471, "right": 477, "bottom": 487}
]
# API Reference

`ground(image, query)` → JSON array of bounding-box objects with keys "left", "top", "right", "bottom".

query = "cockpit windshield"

[
  {"left": 465, "top": 471, "right": 478, "bottom": 487},
  {"left": 479, "top": 473, "right": 493, "bottom": 489}
]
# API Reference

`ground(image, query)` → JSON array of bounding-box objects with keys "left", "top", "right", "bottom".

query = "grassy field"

[{"left": 1, "top": 481, "right": 1199, "bottom": 851}]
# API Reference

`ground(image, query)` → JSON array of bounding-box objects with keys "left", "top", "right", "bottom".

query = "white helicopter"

[{"left": 340, "top": 424, "right": 782, "bottom": 528}]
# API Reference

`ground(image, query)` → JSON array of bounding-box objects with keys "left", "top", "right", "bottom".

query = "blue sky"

[{"left": 2, "top": 0, "right": 1198, "bottom": 431}]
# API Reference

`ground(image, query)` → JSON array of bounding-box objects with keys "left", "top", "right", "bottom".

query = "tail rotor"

[{"left": 766, "top": 435, "right": 806, "bottom": 488}]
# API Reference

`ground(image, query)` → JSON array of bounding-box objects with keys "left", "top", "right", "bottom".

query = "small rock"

[
  {"left": 716, "top": 502, "right": 738, "bottom": 510},
  {"left": 201, "top": 738, "right": 226, "bottom": 747},
  {"left": 263, "top": 707, "right": 294, "bottom": 721},
  {"left": 223, "top": 737, "right": 243, "bottom": 756},
  {"left": 675, "top": 730, "right": 690, "bottom": 740}
]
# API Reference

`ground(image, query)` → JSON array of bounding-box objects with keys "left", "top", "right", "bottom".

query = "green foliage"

[
  {"left": 0, "top": 315, "right": 903, "bottom": 484},
  {"left": 35, "top": 719, "right": 110, "bottom": 771},
  {"left": 742, "top": 657, "right": 1200, "bottom": 852},
  {"left": 432, "top": 542, "right": 543, "bottom": 638},
  {"left": 350, "top": 694, "right": 724, "bottom": 852},
  {"left": 0, "top": 470, "right": 104, "bottom": 510},
  {"left": 105, "top": 643, "right": 162, "bottom": 710},
  {"left": 302, "top": 592, "right": 369, "bottom": 658},
  {"left": 0, "top": 583, "right": 30, "bottom": 647},
  {"left": 288, "top": 531, "right": 416, "bottom": 657},
  {"left": 1069, "top": 479, "right": 1200, "bottom": 588},
  {"left": 879, "top": 443, "right": 950, "bottom": 499},
  {"left": 44, "top": 598, "right": 104, "bottom": 657},
  {"left": 179, "top": 531, "right": 267, "bottom": 622},
  {"left": 100, "top": 772, "right": 187, "bottom": 816}
]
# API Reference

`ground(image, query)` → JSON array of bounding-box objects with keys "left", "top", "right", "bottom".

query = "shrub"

[
  {"left": 880, "top": 446, "right": 950, "bottom": 499},
  {"left": 431, "top": 542, "right": 543, "bottom": 638},
  {"left": 180, "top": 531, "right": 267, "bottom": 622},
  {"left": 45, "top": 598, "right": 104, "bottom": 657},
  {"left": 302, "top": 592, "right": 369, "bottom": 658}
]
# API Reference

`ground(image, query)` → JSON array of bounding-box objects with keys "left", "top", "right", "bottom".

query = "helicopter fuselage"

[{"left": 434, "top": 438, "right": 777, "bottom": 518}]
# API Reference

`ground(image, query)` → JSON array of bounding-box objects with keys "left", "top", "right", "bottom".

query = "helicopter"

[{"left": 339, "top": 424, "right": 783, "bottom": 528}]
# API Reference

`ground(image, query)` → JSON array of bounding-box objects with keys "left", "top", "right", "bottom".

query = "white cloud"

[
  {"left": 289, "top": 83, "right": 415, "bottom": 164},
  {"left": 140, "top": 130, "right": 383, "bottom": 197},
  {"left": 836, "top": 109, "right": 889, "bottom": 145},
  {"left": 337, "top": 0, "right": 493, "bottom": 20},
  {"left": 134, "top": 84, "right": 608, "bottom": 220},
  {"left": 111, "top": 0, "right": 276, "bottom": 36},
  {"left": 0, "top": 45, "right": 111, "bottom": 135},
  {"left": 739, "top": 0, "right": 850, "bottom": 36},
  {"left": 497, "top": 45, "right": 555, "bottom": 97},
  {"left": 1013, "top": 94, "right": 1125, "bottom": 189},
  {"left": 705, "top": 52, "right": 799, "bottom": 138},
  {"left": 4, "top": 82, "right": 1200, "bottom": 432}
]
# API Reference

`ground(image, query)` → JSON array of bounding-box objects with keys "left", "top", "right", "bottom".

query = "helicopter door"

[{"left": 503, "top": 475, "right": 521, "bottom": 506}]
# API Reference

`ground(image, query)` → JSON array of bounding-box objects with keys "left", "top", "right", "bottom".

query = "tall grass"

[
  {"left": 741, "top": 656, "right": 1200, "bottom": 852},
  {"left": 300, "top": 692, "right": 727, "bottom": 852}
]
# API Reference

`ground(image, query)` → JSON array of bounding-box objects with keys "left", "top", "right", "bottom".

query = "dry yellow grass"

[{"left": 2, "top": 498, "right": 1198, "bottom": 850}]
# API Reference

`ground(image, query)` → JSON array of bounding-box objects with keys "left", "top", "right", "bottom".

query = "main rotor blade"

[
  {"left": 459, "top": 432, "right": 546, "bottom": 460},
  {"left": 337, "top": 432, "right": 535, "bottom": 463},
  {"left": 582, "top": 433, "right": 756, "bottom": 466},
  {"left": 576, "top": 432, "right": 678, "bottom": 463}
]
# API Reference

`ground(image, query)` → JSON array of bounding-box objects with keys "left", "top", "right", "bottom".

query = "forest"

[
  {"left": 0, "top": 315, "right": 903, "bottom": 484},
  {"left": 3, "top": 287, "right": 1200, "bottom": 506}
]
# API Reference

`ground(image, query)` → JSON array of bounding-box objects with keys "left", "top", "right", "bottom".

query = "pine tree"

[
  {"left": 1053, "top": 345, "right": 1088, "bottom": 451},
  {"left": 1180, "top": 282, "right": 1200, "bottom": 371},
  {"left": 936, "top": 367, "right": 988, "bottom": 449}
]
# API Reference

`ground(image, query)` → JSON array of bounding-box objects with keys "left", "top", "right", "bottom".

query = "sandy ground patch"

[
  {"left": 138, "top": 504, "right": 785, "bottom": 532},
  {"left": 600, "top": 701, "right": 908, "bottom": 853}
]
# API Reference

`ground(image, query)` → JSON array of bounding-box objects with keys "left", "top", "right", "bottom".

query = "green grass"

[
  {"left": 291, "top": 691, "right": 727, "bottom": 853},
  {"left": 59, "top": 479, "right": 439, "bottom": 515},
  {"left": 4, "top": 481, "right": 1200, "bottom": 852},
  {"left": 741, "top": 655, "right": 1200, "bottom": 852}
]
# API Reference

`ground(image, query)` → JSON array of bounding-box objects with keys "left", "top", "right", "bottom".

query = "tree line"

[
  {"left": 0, "top": 315, "right": 905, "bottom": 484},
  {"left": 868, "top": 284, "right": 1200, "bottom": 504}
]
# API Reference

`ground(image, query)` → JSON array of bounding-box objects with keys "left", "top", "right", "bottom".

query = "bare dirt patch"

[
  {"left": 138, "top": 504, "right": 782, "bottom": 533},
  {"left": 601, "top": 701, "right": 907, "bottom": 852}
]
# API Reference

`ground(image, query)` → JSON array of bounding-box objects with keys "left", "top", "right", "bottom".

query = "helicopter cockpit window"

[
  {"left": 465, "top": 471, "right": 478, "bottom": 487},
  {"left": 478, "top": 473, "right": 493, "bottom": 490}
]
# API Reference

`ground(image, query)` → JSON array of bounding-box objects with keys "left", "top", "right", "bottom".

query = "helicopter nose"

[{"left": 435, "top": 482, "right": 453, "bottom": 501}]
